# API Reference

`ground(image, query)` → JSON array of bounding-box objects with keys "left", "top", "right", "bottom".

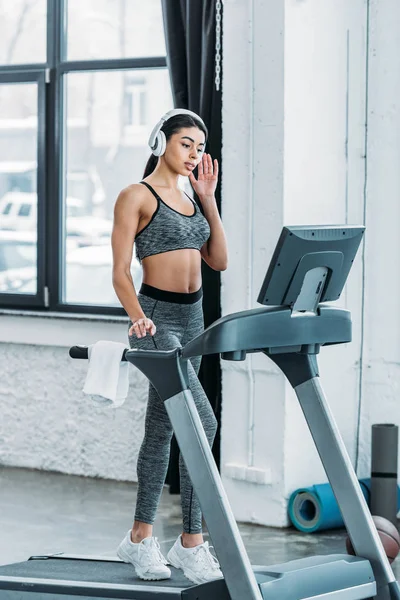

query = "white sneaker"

[
  {"left": 117, "top": 531, "right": 171, "bottom": 581},
  {"left": 167, "top": 535, "right": 223, "bottom": 585}
]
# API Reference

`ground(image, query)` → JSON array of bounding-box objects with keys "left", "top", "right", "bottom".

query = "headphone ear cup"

[
  {"left": 152, "top": 130, "right": 166, "bottom": 157},
  {"left": 149, "top": 109, "right": 205, "bottom": 156}
]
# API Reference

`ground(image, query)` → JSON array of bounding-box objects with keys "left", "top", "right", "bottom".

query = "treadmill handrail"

[
  {"left": 69, "top": 346, "right": 177, "bottom": 362},
  {"left": 69, "top": 345, "right": 128, "bottom": 361},
  {"left": 182, "top": 304, "right": 352, "bottom": 359}
]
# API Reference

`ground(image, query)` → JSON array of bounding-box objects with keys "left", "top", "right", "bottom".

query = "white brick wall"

[{"left": 0, "top": 315, "right": 147, "bottom": 481}]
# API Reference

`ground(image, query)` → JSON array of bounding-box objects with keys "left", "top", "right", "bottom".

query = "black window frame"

[{"left": 0, "top": 0, "right": 167, "bottom": 315}]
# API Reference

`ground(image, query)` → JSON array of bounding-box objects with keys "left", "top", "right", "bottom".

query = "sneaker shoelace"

[
  {"left": 193, "top": 542, "right": 220, "bottom": 570},
  {"left": 138, "top": 537, "right": 168, "bottom": 566}
]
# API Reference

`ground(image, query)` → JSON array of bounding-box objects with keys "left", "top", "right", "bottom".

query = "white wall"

[
  {"left": 357, "top": 0, "right": 400, "bottom": 475},
  {"left": 222, "top": 0, "right": 400, "bottom": 526},
  {"left": 283, "top": 0, "right": 368, "bottom": 493},
  {"left": 221, "top": 0, "right": 287, "bottom": 524}
]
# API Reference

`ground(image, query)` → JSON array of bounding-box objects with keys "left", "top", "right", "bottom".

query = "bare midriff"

[{"left": 141, "top": 248, "right": 202, "bottom": 293}]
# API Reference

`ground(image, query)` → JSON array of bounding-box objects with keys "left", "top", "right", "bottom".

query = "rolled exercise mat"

[
  {"left": 289, "top": 481, "right": 370, "bottom": 532},
  {"left": 359, "top": 478, "right": 400, "bottom": 511},
  {"left": 370, "top": 423, "right": 399, "bottom": 527}
]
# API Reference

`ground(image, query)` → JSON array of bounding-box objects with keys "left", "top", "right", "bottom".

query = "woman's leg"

[
  {"left": 133, "top": 380, "right": 174, "bottom": 537},
  {"left": 178, "top": 299, "right": 218, "bottom": 543},
  {"left": 179, "top": 355, "right": 218, "bottom": 542},
  {"left": 128, "top": 295, "right": 184, "bottom": 540}
]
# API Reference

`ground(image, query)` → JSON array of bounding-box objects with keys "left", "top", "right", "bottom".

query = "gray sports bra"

[{"left": 135, "top": 181, "right": 211, "bottom": 261}]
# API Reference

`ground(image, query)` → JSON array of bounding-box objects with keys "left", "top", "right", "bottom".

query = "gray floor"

[{"left": 1, "top": 465, "right": 399, "bottom": 579}]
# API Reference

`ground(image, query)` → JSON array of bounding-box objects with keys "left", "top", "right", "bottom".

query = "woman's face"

[{"left": 163, "top": 127, "right": 206, "bottom": 176}]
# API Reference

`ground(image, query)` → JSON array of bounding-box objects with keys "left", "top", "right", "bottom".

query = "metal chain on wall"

[{"left": 215, "top": 0, "right": 222, "bottom": 91}]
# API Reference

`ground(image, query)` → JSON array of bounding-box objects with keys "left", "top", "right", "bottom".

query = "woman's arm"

[
  {"left": 190, "top": 153, "right": 228, "bottom": 271},
  {"left": 111, "top": 185, "right": 146, "bottom": 322},
  {"left": 199, "top": 196, "right": 228, "bottom": 271}
]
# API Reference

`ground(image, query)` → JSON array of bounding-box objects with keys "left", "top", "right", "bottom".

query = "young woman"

[{"left": 111, "top": 109, "right": 228, "bottom": 585}]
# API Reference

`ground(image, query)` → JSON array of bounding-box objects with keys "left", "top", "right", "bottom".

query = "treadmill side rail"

[
  {"left": 256, "top": 554, "right": 375, "bottom": 600},
  {"left": 0, "top": 574, "right": 185, "bottom": 599}
]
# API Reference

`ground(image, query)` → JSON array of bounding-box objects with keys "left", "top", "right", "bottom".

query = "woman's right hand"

[{"left": 129, "top": 317, "right": 157, "bottom": 338}]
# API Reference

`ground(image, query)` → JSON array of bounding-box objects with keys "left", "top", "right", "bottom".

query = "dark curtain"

[{"left": 161, "top": 0, "right": 223, "bottom": 493}]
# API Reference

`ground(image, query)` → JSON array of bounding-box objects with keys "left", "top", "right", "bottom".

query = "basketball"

[{"left": 346, "top": 516, "right": 400, "bottom": 564}]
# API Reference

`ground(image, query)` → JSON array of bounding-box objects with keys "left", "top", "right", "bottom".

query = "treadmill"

[{"left": 0, "top": 225, "right": 398, "bottom": 600}]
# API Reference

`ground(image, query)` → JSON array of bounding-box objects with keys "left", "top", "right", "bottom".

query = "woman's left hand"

[{"left": 189, "top": 153, "right": 219, "bottom": 200}]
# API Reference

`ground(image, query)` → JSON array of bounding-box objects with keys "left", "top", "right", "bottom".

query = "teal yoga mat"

[{"left": 288, "top": 478, "right": 400, "bottom": 532}]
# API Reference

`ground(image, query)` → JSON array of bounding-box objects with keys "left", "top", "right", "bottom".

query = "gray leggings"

[{"left": 128, "top": 284, "right": 218, "bottom": 534}]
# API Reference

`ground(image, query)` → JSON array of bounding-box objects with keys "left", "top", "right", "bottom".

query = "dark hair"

[{"left": 143, "top": 113, "right": 208, "bottom": 178}]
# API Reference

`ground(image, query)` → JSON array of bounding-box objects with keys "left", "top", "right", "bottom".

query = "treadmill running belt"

[{"left": 0, "top": 556, "right": 194, "bottom": 587}]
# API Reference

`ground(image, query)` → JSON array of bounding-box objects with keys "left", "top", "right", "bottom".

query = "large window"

[{"left": 0, "top": 0, "right": 172, "bottom": 313}]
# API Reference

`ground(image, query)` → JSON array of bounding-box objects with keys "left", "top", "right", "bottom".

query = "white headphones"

[{"left": 148, "top": 108, "right": 206, "bottom": 157}]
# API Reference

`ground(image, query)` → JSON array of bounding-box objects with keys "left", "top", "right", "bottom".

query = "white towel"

[{"left": 83, "top": 340, "right": 129, "bottom": 409}]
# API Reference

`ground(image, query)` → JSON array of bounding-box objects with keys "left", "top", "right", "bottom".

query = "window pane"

[
  {"left": 63, "top": 68, "right": 173, "bottom": 306},
  {"left": 0, "top": 82, "right": 38, "bottom": 295},
  {"left": 0, "top": 0, "right": 47, "bottom": 65},
  {"left": 67, "top": 0, "right": 166, "bottom": 61},
  {"left": 18, "top": 203, "right": 31, "bottom": 216}
]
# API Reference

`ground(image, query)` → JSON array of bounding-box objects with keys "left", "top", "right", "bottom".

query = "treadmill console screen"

[{"left": 257, "top": 226, "right": 365, "bottom": 308}]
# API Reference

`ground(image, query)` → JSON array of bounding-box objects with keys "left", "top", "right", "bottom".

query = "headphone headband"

[{"left": 148, "top": 108, "right": 206, "bottom": 156}]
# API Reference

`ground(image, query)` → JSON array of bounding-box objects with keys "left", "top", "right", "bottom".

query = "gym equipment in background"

[
  {"left": 371, "top": 424, "right": 399, "bottom": 527},
  {"left": 289, "top": 480, "right": 370, "bottom": 532},
  {"left": 346, "top": 516, "right": 400, "bottom": 564},
  {"left": 289, "top": 478, "right": 400, "bottom": 533}
]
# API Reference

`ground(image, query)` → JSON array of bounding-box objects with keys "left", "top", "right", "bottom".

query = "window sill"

[{"left": 0, "top": 309, "right": 129, "bottom": 348}]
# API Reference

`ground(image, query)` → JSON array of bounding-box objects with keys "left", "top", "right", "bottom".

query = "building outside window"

[{"left": 124, "top": 75, "right": 147, "bottom": 128}]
